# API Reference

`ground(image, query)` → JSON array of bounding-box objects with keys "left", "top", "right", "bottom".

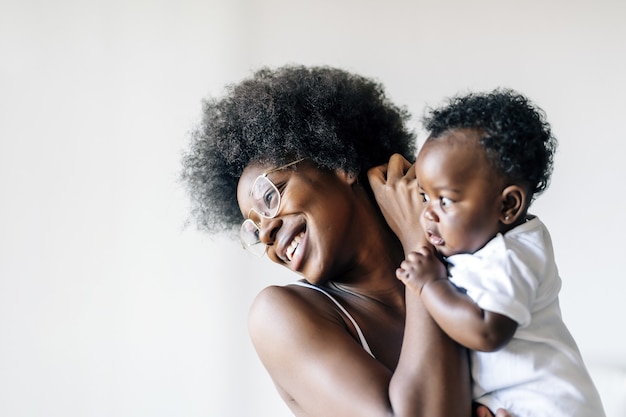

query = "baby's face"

[{"left": 415, "top": 129, "right": 506, "bottom": 256}]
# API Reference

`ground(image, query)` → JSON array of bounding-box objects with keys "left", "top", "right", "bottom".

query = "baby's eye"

[
  {"left": 420, "top": 193, "right": 430, "bottom": 204},
  {"left": 440, "top": 197, "right": 453, "bottom": 207}
]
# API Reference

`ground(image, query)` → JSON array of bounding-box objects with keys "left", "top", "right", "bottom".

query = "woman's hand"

[{"left": 367, "top": 153, "right": 428, "bottom": 254}]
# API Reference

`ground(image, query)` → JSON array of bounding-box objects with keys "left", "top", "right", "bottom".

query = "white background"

[{"left": 1, "top": 1, "right": 625, "bottom": 416}]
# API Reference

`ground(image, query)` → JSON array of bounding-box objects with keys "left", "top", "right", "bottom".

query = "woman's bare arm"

[
  {"left": 248, "top": 284, "right": 471, "bottom": 417},
  {"left": 389, "top": 286, "right": 471, "bottom": 416}
]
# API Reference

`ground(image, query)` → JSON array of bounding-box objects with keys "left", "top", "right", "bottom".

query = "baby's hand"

[
  {"left": 396, "top": 246, "right": 447, "bottom": 294},
  {"left": 475, "top": 405, "right": 513, "bottom": 417}
]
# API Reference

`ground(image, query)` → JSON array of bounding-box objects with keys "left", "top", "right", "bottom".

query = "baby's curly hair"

[
  {"left": 422, "top": 88, "right": 557, "bottom": 201},
  {"left": 181, "top": 65, "right": 416, "bottom": 233}
]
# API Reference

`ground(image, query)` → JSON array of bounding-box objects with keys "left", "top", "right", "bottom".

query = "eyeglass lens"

[
  {"left": 240, "top": 218, "right": 267, "bottom": 257},
  {"left": 240, "top": 158, "right": 305, "bottom": 256},
  {"left": 251, "top": 175, "right": 281, "bottom": 218},
  {"left": 240, "top": 176, "right": 281, "bottom": 256}
]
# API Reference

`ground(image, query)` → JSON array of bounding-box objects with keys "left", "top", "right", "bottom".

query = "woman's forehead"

[
  {"left": 241, "top": 160, "right": 269, "bottom": 178},
  {"left": 236, "top": 161, "right": 278, "bottom": 213},
  {"left": 237, "top": 162, "right": 267, "bottom": 195}
]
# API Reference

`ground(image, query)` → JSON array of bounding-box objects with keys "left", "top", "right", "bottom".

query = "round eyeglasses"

[{"left": 240, "top": 158, "right": 305, "bottom": 256}]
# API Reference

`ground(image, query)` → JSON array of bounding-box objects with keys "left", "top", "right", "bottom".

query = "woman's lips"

[{"left": 286, "top": 231, "right": 305, "bottom": 261}]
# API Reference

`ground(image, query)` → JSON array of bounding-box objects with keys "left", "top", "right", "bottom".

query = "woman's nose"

[{"left": 258, "top": 217, "right": 281, "bottom": 246}]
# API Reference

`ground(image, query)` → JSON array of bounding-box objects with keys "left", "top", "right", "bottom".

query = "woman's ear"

[
  {"left": 335, "top": 169, "right": 359, "bottom": 186},
  {"left": 500, "top": 185, "right": 526, "bottom": 224}
]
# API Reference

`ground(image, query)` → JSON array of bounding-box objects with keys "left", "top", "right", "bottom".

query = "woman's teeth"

[{"left": 286, "top": 231, "right": 305, "bottom": 261}]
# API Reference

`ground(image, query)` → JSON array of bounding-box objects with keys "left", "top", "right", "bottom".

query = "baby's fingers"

[
  {"left": 396, "top": 266, "right": 422, "bottom": 294},
  {"left": 396, "top": 266, "right": 409, "bottom": 283},
  {"left": 407, "top": 246, "right": 435, "bottom": 260}
]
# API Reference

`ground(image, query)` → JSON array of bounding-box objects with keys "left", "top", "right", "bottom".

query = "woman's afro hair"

[
  {"left": 181, "top": 65, "right": 416, "bottom": 233},
  {"left": 422, "top": 88, "right": 557, "bottom": 199}
]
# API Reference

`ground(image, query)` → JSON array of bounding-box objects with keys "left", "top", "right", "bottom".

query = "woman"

[{"left": 181, "top": 65, "right": 509, "bottom": 416}]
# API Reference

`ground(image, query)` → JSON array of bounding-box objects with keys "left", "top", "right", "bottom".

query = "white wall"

[{"left": 1, "top": 1, "right": 624, "bottom": 416}]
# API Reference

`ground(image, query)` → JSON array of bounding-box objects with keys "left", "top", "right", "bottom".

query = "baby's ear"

[{"left": 500, "top": 185, "right": 527, "bottom": 224}]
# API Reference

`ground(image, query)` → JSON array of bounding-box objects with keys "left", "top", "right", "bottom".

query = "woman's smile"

[{"left": 286, "top": 230, "right": 305, "bottom": 261}]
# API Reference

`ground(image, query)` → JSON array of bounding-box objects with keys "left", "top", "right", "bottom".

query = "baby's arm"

[{"left": 397, "top": 250, "right": 518, "bottom": 352}]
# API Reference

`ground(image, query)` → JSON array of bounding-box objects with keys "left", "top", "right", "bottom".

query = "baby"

[{"left": 382, "top": 89, "right": 605, "bottom": 416}]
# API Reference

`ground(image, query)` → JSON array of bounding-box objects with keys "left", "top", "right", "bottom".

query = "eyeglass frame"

[{"left": 239, "top": 158, "right": 305, "bottom": 256}]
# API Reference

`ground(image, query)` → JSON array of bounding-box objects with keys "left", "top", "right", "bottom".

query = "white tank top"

[{"left": 290, "top": 281, "right": 374, "bottom": 358}]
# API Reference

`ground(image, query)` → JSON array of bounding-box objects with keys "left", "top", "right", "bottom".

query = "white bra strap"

[{"left": 290, "top": 281, "right": 375, "bottom": 358}]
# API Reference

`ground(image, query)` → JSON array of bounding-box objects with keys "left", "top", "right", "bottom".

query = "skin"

[
  {"left": 239, "top": 157, "right": 511, "bottom": 417},
  {"left": 416, "top": 131, "right": 510, "bottom": 257},
  {"left": 372, "top": 129, "right": 525, "bottom": 353}
]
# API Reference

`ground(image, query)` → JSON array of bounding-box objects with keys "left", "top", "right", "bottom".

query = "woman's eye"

[
  {"left": 263, "top": 188, "right": 278, "bottom": 209},
  {"left": 440, "top": 197, "right": 453, "bottom": 207}
]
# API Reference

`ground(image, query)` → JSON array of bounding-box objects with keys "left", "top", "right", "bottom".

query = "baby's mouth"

[
  {"left": 286, "top": 231, "right": 305, "bottom": 261},
  {"left": 427, "top": 231, "right": 445, "bottom": 246}
]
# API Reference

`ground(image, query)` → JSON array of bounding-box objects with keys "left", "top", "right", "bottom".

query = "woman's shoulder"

[
  {"left": 247, "top": 282, "right": 353, "bottom": 377},
  {"left": 248, "top": 284, "right": 300, "bottom": 320},
  {"left": 248, "top": 282, "right": 352, "bottom": 350},
  {"left": 249, "top": 282, "right": 336, "bottom": 326}
]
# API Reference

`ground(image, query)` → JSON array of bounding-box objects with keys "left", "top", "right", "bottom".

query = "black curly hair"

[
  {"left": 181, "top": 65, "right": 416, "bottom": 233},
  {"left": 422, "top": 88, "right": 557, "bottom": 201}
]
